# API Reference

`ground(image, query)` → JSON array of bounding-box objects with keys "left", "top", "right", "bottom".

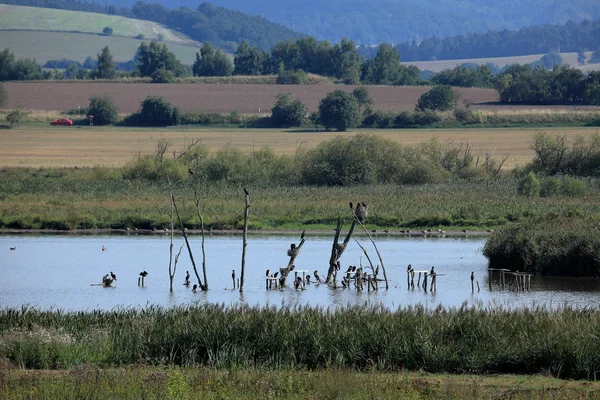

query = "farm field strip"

[
  {"left": 0, "top": 31, "right": 200, "bottom": 65},
  {"left": 0, "top": 126, "right": 597, "bottom": 168}
]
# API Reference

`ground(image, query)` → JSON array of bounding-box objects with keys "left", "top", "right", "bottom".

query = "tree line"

[
  {"left": 359, "top": 18, "right": 600, "bottom": 62},
  {"left": 2, "top": 38, "right": 600, "bottom": 106}
]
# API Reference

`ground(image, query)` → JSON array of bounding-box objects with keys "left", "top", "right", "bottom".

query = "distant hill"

[
  {"left": 0, "top": 4, "right": 191, "bottom": 43},
  {"left": 0, "top": 1, "right": 304, "bottom": 50},
  {"left": 92, "top": 0, "right": 600, "bottom": 45}
]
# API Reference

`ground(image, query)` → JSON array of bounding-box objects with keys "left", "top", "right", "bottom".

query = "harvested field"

[
  {"left": 1, "top": 82, "right": 499, "bottom": 114},
  {"left": 1, "top": 126, "right": 597, "bottom": 169},
  {"left": 6, "top": 82, "right": 599, "bottom": 115}
]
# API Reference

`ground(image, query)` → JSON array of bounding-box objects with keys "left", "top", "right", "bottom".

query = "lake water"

[{"left": 2, "top": 233, "right": 600, "bottom": 311}]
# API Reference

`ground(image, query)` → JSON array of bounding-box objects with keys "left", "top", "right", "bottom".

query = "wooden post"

[
  {"left": 411, "top": 270, "right": 415, "bottom": 289},
  {"left": 240, "top": 188, "right": 250, "bottom": 293},
  {"left": 471, "top": 271, "right": 474, "bottom": 294},
  {"left": 193, "top": 191, "right": 208, "bottom": 292},
  {"left": 326, "top": 217, "right": 357, "bottom": 285},
  {"left": 232, "top": 270, "right": 236, "bottom": 289},
  {"left": 138, "top": 277, "right": 141, "bottom": 286},
  {"left": 279, "top": 231, "right": 306, "bottom": 286},
  {"left": 417, "top": 272, "right": 422, "bottom": 287},
  {"left": 488, "top": 269, "right": 492, "bottom": 291},
  {"left": 477, "top": 281, "right": 480, "bottom": 292},
  {"left": 431, "top": 273, "right": 436, "bottom": 292},
  {"left": 423, "top": 273, "right": 428, "bottom": 293}
]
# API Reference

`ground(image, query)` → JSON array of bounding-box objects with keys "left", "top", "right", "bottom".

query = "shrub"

[
  {"left": 151, "top": 68, "right": 176, "bottom": 83},
  {"left": 318, "top": 90, "right": 360, "bottom": 131},
  {"left": 6, "top": 105, "right": 27, "bottom": 127},
  {"left": 416, "top": 85, "right": 458, "bottom": 111},
  {"left": 518, "top": 171, "right": 540, "bottom": 197},
  {"left": 102, "top": 26, "right": 113, "bottom": 36},
  {"left": 560, "top": 175, "right": 588, "bottom": 196},
  {"left": 139, "top": 96, "right": 181, "bottom": 126},
  {"left": 276, "top": 70, "right": 308, "bottom": 85},
  {"left": 0, "top": 83, "right": 6, "bottom": 107},
  {"left": 88, "top": 94, "right": 119, "bottom": 125},
  {"left": 270, "top": 93, "right": 308, "bottom": 127},
  {"left": 539, "top": 176, "right": 561, "bottom": 197},
  {"left": 135, "top": 34, "right": 145, "bottom": 40}
]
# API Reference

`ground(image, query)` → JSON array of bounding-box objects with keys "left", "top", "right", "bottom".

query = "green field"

[
  {"left": 0, "top": 4, "right": 191, "bottom": 42},
  {"left": 0, "top": 30, "right": 200, "bottom": 65}
]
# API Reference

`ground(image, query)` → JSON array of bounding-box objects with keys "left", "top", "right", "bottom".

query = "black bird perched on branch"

[
  {"left": 265, "top": 269, "right": 270, "bottom": 277},
  {"left": 305, "top": 274, "right": 311, "bottom": 284},
  {"left": 294, "top": 276, "right": 303, "bottom": 290},
  {"left": 192, "top": 284, "right": 197, "bottom": 292},
  {"left": 273, "top": 271, "right": 279, "bottom": 278},
  {"left": 430, "top": 266, "right": 435, "bottom": 275},
  {"left": 243, "top": 187, "right": 249, "bottom": 196},
  {"left": 314, "top": 270, "right": 322, "bottom": 283},
  {"left": 110, "top": 271, "right": 117, "bottom": 281},
  {"left": 139, "top": 271, "right": 148, "bottom": 278},
  {"left": 184, "top": 271, "right": 190, "bottom": 285}
]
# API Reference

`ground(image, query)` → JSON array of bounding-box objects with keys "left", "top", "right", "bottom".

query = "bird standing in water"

[{"left": 184, "top": 271, "right": 190, "bottom": 285}]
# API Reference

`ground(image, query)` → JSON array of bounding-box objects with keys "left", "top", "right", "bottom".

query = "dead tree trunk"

[
  {"left": 240, "top": 188, "right": 250, "bottom": 293},
  {"left": 171, "top": 191, "right": 207, "bottom": 291},
  {"left": 278, "top": 230, "right": 306, "bottom": 286},
  {"left": 325, "top": 217, "right": 357, "bottom": 285},
  {"left": 168, "top": 196, "right": 176, "bottom": 292},
  {"left": 193, "top": 191, "right": 208, "bottom": 291},
  {"left": 353, "top": 217, "right": 389, "bottom": 290}
]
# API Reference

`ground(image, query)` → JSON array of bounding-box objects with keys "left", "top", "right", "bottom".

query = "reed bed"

[
  {"left": 483, "top": 217, "right": 600, "bottom": 276},
  {"left": 2, "top": 304, "right": 600, "bottom": 380},
  {"left": 0, "top": 177, "right": 599, "bottom": 231}
]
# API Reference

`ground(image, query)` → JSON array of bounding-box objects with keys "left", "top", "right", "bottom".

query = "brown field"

[
  {"left": 5, "top": 81, "right": 600, "bottom": 115},
  {"left": 1, "top": 125, "right": 598, "bottom": 169}
]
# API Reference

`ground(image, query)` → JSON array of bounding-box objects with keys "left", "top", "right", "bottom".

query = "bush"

[
  {"left": 518, "top": 171, "right": 540, "bottom": 197},
  {"left": 560, "top": 176, "right": 588, "bottom": 196},
  {"left": 151, "top": 68, "right": 176, "bottom": 83},
  {"left": 416, "top": 85, "right": 458, "bottom": 111},
  {"left": 102, "top": 26, "right": 113, "bottom": 36},
  {"left": 88, "top": 94, "right": 119, "bottom": 125},
  {"left": 318, "top": 90, "right": 360, "bottom": 131},
  {"left": 0, "top": 83, "right": 7, "bottom": 107},
  {"left": 139, "top": 96, "right": 181, "bottom": 126},
  {"left": 270, "top": 93, "right": 308, "bottom": 127},
  {"left": 6, "top": 105, "right": 27, "bottom": 127},
  {"left": 276, "top": 70, "right": 308, "bottom": 85},
  {"left": 135, "top": 34, "right": 145, "bottom": 40},
  {"left": 539, "top": 176, "right": 561, "bottom": 197}
]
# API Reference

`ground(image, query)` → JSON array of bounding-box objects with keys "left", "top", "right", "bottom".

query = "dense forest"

[
  {"left": 92, "top": 0, "right": 600, "bottom": 45},
  {"left": 359, "top": 18, "right": 600, "bottom": 62},
  {"left": 0, "top": 0, "right": 302, "bottom": 49}
]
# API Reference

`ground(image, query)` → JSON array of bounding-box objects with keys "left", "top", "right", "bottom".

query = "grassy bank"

[
  {"left": 2, "top": 366, "right": 600, "bottom": 399},
  {"left": 483, "top": 217, "right": 600, "bottom": 276},
  {"left": 0, "top": 177, "right": 599, "bottom": 231},
  {"left": 2, "top": 304, "right": 600, "bottom": 380}
]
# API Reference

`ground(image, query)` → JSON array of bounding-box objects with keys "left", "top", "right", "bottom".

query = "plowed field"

[{"left": 3, "top": 82, "right": 505, "bottom": 114}]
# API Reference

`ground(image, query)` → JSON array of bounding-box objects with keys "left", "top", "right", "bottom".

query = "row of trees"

[
  {"left": 497, "top": 65, "right": 600, "bottom": 105},
  {"left": 360, "top": 18, "right": 600, "bottom": 62}
]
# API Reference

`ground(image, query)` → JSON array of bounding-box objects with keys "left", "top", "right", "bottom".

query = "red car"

[{"left": 50, "top": 118, "right": 73, "bottom": 126}]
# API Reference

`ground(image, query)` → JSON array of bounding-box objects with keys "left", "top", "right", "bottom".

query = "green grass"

[
  {"left": 3, "top": 366, "right": 600, "bottom": 399},
  {"left": 0, "top": 175, "right": 599, "bottom": 232},
  {"left": 0, "top": 4, "right": 190, "bottom": 42},
  {"left": 0, "top": 30, "right": 200, "bottom": 64}
]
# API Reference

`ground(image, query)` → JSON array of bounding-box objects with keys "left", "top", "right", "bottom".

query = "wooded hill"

[
  {"left": 0, "top": 0, "right": 302, "bottom": 50},
  {"left": 97, "top": 0, "right": 600, "bottom": 46}
]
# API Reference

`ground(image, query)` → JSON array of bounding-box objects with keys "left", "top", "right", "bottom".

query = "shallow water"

[{"left": 1, "top": 233, "right": 600, "bottom": 311}]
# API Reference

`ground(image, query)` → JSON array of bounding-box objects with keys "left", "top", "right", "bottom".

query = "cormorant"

[
  {"left": 265, "top": 269, "right": 270, "bottom": 277},
  {"left": 305, "top": 274, "right": 311, "bottom": 284},
  {"left": 192, "top": 284, "right": 198, "bottom": 292},
  {"left": 294, "top": 276, "right": 302, "bottom": 289},
  {"left": 139, "top": 271, "right": 148, "bottom": 277},
  {"left": 430, "top": 266, "right": 435, "bottom": 275},
  {"left": 290, "top": 264, "right": 295, "bottom": 271},
  {"left": 290, "top": 243, "right": 297, "bottom": 250},
  {"left": 471, "top": 271, "right": 474, "bottom": 282},
  {"left": 273, "top": 271, "right": 279, "bottom": 278},
  {"left": 314, "top": 270, "right": 322, "bottom": 283},
  {"left": 346, "top": 266, "right": 353, "bottom": 273},
  {"left": 101, "top": 246, "right": 106, "bottom": 251},
  {"left": 110, "top": 271, "right": 117, "bottom": 281}
]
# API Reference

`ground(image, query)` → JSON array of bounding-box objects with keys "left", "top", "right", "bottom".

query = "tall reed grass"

[
  {"left": 2, "top": 304, "right": 600, "bottom": 379},
  {"left": 0, "top": 176, "right": 598, "bottom": 231}
]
